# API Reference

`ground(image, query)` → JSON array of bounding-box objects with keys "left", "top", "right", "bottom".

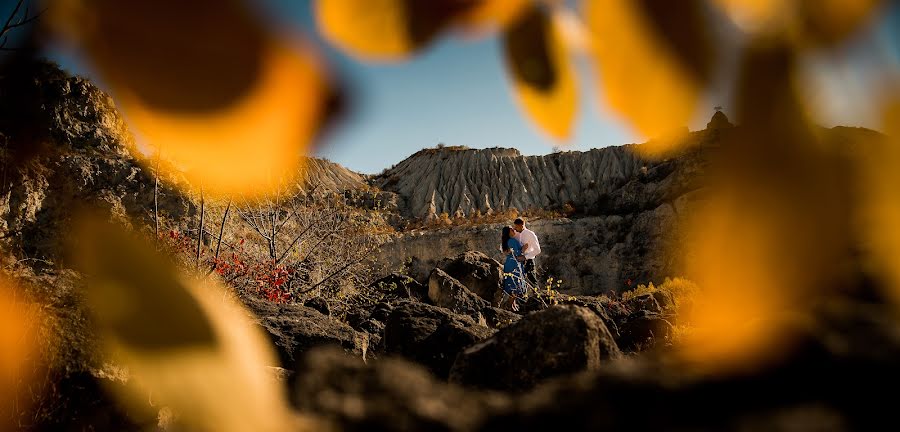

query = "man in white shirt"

[{"left": 514, "top": 218, "right": 541, "bottom": 288}]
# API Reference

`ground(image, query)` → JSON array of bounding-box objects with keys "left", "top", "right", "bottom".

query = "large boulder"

[
  {"left": 450, "top": 305, "right": 621, "bottom": 391},
  {"left": 481, "top": 306, "right": 521, "bottom": 329},
  {"left": 623, "top": 292, "right": 663, "bottom": 314},
  {"left": 293, "top": 348, "right": 510, "bottom": 432},
  {"left": 345, "top": 302, "right": 395, "bottom": 354},
  {"left": 560, "top": 295, "right": 623, "bottom": 337},
  {"left": 427, "top": 269, "right": 489, "bottom": 320},
  {"left": 242, "top": 295, "right": 369, "bottom": 368},
  {"left": 437, "top": 251, "right": 504, "bottom": 305},
  {"left": 384, "top": 301, "right": 494, "bottom": 379},
  {"left": 616, "top": 310, "right": 674, "bottom": 352},
  {"left": 369, "top": 273, "right": 427, "bottom": 301}
]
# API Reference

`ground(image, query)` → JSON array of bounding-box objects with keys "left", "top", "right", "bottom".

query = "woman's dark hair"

[{"left": 501, "top": 226, "right": 512, "bottom": 252}]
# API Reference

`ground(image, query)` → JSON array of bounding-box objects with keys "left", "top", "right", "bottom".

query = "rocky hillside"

[
  {"left": 0, "top": 61, "right": 194, "bottom": 264},
  {"left": 298, "top": 157, "right": 368, "bottom": 192}
]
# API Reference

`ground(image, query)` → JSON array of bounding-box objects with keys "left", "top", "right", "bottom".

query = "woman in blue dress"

[{"left": 501, "top": 226, "right": 528, "bottom": 312}]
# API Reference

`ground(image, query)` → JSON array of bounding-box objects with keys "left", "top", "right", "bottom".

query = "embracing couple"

[{"left": 500, "top": 218, "right": 541, "bottom": 311}]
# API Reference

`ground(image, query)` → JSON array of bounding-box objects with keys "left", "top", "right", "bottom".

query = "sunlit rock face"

[{"left": 375, "top": 145, "right": 649, "bottom": 220}]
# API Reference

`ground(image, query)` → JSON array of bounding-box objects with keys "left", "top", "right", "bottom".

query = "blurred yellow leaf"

[
  {"left": 503, "top": 5, "right": 578, "bottom": 140},
  {"left": 677, "top": 39, "right": 850, "bottom": 373},
  {"left": 632, "top": 0, "right": 715, "bottom": 84},
  {"left": 457, "top": 0, "right": 529, "bottom": 33},
  {"left": 52, "top": 0, "right": 266, "bottom": 113},
  {"left": 862, "top": 98, "right": 900, "bottom": 306},
  {"left": 585, "top": 0, "right": 710, "bottom": 156},
  {"left": 50, "top": 0, "right": 333, "bottom": 199},
  {"left": 715, "top": 0, "right": 883, "bottom": 46},
  {"left": 713, "top": 0, "right": 785, "bottom": 33},
  {"left": 0, "top": 279, "right": 43, "bottom": 429},
  {"left": 315, "top": 0, "right": 477, "bottom": 62},
  {"left": 73, "top": 217, "right": 293, "bottom": 432}
]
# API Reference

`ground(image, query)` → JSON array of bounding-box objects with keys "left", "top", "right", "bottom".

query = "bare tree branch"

[
  {"left": 195, "top": 186, "right": 205, "bottom": 270},
  {"left": 296, "top": 242, "right": 380, "bottom": 295},
  {"left": 0, "top": 0, "right": 45, "bottom": 51},
  {"left": 1, "top": 0, "right": 25, "bottom": 37}
]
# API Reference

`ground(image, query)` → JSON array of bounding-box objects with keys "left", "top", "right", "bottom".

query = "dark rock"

[
  {"left": 481, "top": 306, "right": 521, "bottom": 329},
  {"left": 481, "top": 299, "right": 900, "bottom": 431},
  {"left": 370, "top": 273, "right": 427, "bottom": 301},
  {"left": 293, "top": 348, "right": 511, "bottom": 432},
  {"left": 449, "top": 305, "right": 621, "bottom": 391},
  {"left": 651, "top": 290, "right": 675, "bottom": 311},
  {"left": 616, "top": 310, "right": 674, "bottom": 352},
  {"left": 517, "top": 295, "right": 551, "bottom": 315},
  {"left": 437, "top": 251, "right": 504, "bottom": 305},
  {"left": 346, "top": 302, "right": 393, "bottom": 329},
  {"left": 370, "top": 302, "right": 395, "bottom": 323},
  {"left": 427, "top": 268, "right": 489, "bottom": 320},
  {"left": 624, "top": 292, "right": 663, "bottom": 314},
  {"left": 304, "top": 297, "right": 331, "bottom": 316},
  {"left": 384, "top": 301, "right": 494, "bottom": 379},
  {"left": 560, "top": 295, "right": 621, "bottom": 337},
  {"left": 345, "top": 302, "right": 394, "bottom": 354},
  {"left": 242, "top": 295, "right": 368, "bottom": 368}
]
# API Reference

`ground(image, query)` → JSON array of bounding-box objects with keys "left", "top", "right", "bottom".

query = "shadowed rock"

[
  {"left": 437, "top": 251, "right": 504, "bottom": 305},
  {"left": 370, "top": 273, "right": 427, "bottom": 301},
  {"left": 293, "top": 348, "right": 511, "bottom": 432},
  {"left": 481, "top": 306, "right": 521, "bottom": 329},
  {"left": 560, "top": 295, "right": 624, "bottom": 337},
  {"left": 616, "top": 310, "right": 674, "bottom": 352},
  {"left": 427, "top": 268, "right": 489, "bottom": 320},
  {"left": 304, "top": 297, "right": 331, "bottom": 316},
  {"left": 450, "top": 305, "right": 621, "bottom": 391},
  {"left": 384, "top": 301, "right": 493, "bottom": 379},
  {"left": 242, "top": 295, "right": 368, "bottom": 368}
]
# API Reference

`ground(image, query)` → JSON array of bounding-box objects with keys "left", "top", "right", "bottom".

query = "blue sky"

[
  {"left": 261, "top": 1, "right": 640, "bottom": 174},
  {"left": 24, "top": 0, "right": 900, "bottom": 174}
]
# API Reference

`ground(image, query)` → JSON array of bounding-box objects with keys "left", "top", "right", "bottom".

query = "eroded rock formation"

[{"left": 375, "top": 146, "right": 648, "bottom": 220}]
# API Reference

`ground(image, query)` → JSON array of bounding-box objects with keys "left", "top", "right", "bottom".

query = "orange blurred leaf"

[
  {"left": 503, "top": 5, "right": 578, "bottom": 140},
  {"left": 862, "top": 98, "right": 900, "bottom": 306},
  {"left": 632, "top": 0, "right": 716, "bottom": 84},
  {"left": 677, "top": 39, "right": 850, "bottom": 373},
  {"left": 72, "top": 217, "right": 293, "bottom": 432},
  {"left": 54, "top": 0, "right": 265, "bottom": 113},
  {"left": 714, "top": 0, "right": 883, "bottom": 46},
  {"left": 315, "top": 0, "right": 478, "bottom": 62},
  {"left": 50, "top": 0, "right": 334, "bottom": 199},
  {"left": 585, "top": 0, "right": 713, "bottom": 155},
  {"left": 457, "top": 0, "right": 530, "bottom": 33},
  {"left": 0, "top": 279, "right": 43, "bottom": 428}
]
